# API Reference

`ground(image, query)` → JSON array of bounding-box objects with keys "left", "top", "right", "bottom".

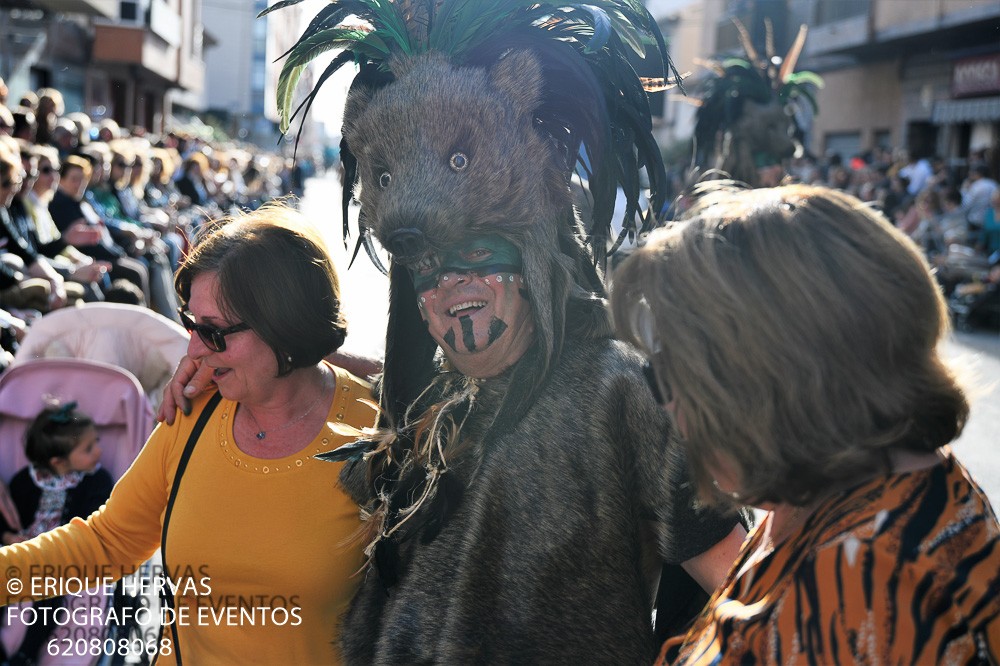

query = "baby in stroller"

[{"left": 0, "top": 401, "right": 113, "bottom": 664}]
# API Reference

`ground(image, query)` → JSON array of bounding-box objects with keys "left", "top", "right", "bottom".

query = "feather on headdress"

[{"left": 266, "top": 0, "right": 682, "bottom": 260}]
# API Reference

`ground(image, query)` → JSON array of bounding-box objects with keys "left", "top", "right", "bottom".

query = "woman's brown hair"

[
  {"left": 611, "top": 182, "right": 968, "bottom": 506},
  {"left": 175, "top": 203, "right": 348, "bottom": 376}
]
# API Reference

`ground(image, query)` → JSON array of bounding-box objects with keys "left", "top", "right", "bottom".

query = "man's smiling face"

[{"left": 410, "top": 235, "right": 535, "bottom": 378}]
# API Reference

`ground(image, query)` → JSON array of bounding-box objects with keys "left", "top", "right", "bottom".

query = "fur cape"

[{"left": 338, "top": 337, "right": 737, "bottom": 664}]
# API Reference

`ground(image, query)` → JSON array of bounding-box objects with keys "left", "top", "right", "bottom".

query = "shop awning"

[{"left": 932, "top": 96, "right": 1000, "bottom": 124}]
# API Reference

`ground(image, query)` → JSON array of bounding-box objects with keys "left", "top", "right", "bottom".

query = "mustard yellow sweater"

[{"left": 1, "top": 364, "right": 376, "bottom": 665}]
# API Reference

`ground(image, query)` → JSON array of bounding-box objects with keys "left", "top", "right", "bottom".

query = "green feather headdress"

[{"left": 265, "top": 0, "right": 682, "bottom": 259}]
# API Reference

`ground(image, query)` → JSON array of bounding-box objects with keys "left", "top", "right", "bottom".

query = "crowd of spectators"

[
  {"left": 0, "top": 78, "right": 305, "bottom": 370},
  {"left": 780, "top": 147, "right": 1000, "bottom": 329},
  {"left": 783, "top": 147, "right": 999, "bottom": 258}
]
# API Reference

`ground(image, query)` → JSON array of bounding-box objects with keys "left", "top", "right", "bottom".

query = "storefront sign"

[{"left": 953, "top": 54, "right": 1000, "bottom": 98}]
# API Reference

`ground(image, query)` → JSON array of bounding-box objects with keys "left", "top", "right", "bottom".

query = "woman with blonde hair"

[{"left": 611, "top": 182, "right": 1000, "bottom": 664}]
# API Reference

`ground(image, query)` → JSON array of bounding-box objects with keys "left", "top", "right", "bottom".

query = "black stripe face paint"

[
  {"left": 443, "top": 328, "right": 458, "bottom": 352},
  {"left": 487, "top": 317, "right": 507, "bottom": 345},
  {"left": 459, "top": 315, "right": 476, "bottom": 351}
]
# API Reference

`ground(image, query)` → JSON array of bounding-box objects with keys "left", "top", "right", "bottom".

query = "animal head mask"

[{"left": 273, "top": 0, "right": 679, "bottom": 421}]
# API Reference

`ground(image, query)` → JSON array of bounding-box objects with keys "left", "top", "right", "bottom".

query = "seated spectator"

[
  {"left": 87, "top": 141, "right": 178, "bottom": 319},
  {"left": 978, "top": 189, "right": 1000, "bottom": 255},
  {"left": 47, "top": 155, "right": 150, "bottom": 301},
  {"left": 48, "top": 117, "right": 78, "bottom": 160},
  {"left": 25, "top": 145, "right": 109, "bottom": 300},
  {"left": 908, "top": 186, "right": 942, "bottom": 251},
  {"left": 939, "top": 186, "right": 968, "bottom": 247},
  {"left": 176, "top": 152, "right": 212, "bottom": 207},
  {"left": 33, "top": 88, "right": 64, "bottom": 147},
  {"left": 10, "top": 107, "right": 36, "bottom": 143},
  {"left": 96, "top": 118, "right": 120, "bottom": 143},
  {"left": 16, "top": 91, "right": 37, "bottom": 113},
  {"left": 0, "top": 145, "right": 76, "bottom": 311},
  {"left": 65, "top": 112, "right": 91, "bottom": 149},
  {"left": 962, "top": 164, "right": 1000, "bottom": 232},
  {"left": 612, "top": 182, "right": 1000, "bottom": 664},
  {"left": 145, "top": 147, "right": 184, "bottom": 209}
]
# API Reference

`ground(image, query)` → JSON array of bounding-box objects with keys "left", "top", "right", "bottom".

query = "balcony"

[
  {"left": 92, "top": 22, "right": 178, "bottom": 84},
  {"left": 30, "top": 0, "right": 116, "bottom": 18}
]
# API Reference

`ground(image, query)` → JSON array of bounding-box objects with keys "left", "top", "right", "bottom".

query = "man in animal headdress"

[{"left": 163, "top": 2, "right": 745, "bottom": 663}]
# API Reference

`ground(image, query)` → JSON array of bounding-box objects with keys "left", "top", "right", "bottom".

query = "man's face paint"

[{"left": 407, "top": 235, "right": 535, "bottom": 378}]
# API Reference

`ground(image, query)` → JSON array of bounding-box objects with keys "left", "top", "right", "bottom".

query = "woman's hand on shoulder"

[{"left": 157, "top": 355, "right": 216, "bottom": 424}]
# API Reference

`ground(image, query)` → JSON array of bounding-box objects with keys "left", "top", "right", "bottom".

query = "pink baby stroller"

[{"left": 0, "top": 358, "right": 155, "bottom": 666}]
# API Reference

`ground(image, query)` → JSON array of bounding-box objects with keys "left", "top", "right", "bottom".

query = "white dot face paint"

[{"left": 410, "top": 236, "right": 535, "bottom": 378}]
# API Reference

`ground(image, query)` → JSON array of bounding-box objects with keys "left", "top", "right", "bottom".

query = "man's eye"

[{"left": 465, "top": 249, "right": 492, "bottom": 261}]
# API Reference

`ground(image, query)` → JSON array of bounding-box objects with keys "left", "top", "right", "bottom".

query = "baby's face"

[{"left": 64, "top": 426, "right": 102, "bottom": 473}]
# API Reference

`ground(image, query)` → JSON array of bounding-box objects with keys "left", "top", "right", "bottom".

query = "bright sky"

[{"left": 296, "top": 0, "right": 355, "bottom": 141}]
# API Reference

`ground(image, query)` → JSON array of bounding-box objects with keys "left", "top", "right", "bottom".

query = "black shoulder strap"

[{"left": 155, "top": 391, "right": 223, "bottom": 665}]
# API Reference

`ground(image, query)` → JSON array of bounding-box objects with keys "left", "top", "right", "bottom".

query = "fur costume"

[
  {"left": 273, "top": 1, "right": 739, "bottom": 661},
  {"left": 338, "top": 338, "right": 735, "bottom": 663},
  {"left": 692, "top": 20, "right": 822, "bottom": 186}
]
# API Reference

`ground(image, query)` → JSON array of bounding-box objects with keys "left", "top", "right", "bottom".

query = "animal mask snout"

[{"left": 386, "top": 228, "right": 428, "bottom": 263}]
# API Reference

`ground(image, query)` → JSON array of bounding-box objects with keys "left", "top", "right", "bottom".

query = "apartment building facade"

[
  {"left": 0, "top": 0, "right": 206, "bottom": 133},
  {"left": 651, "top": 0, "right": 1000, "bottom": 174},
  {"left": 200, "top": 0, "right": 318, "bottom": 154}
]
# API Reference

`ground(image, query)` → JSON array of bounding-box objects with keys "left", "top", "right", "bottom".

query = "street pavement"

[{"left": 301, "top": 172, "right": 1000, "bottom": 508}]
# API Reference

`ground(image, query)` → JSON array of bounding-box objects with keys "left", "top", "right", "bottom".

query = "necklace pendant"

[{"left": 256, "top": 431, "right": 266, "bottom": 440}]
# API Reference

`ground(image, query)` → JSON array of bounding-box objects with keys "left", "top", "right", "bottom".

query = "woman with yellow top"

[
  {"left": 1, "top": 203, "right": 377, "bottom": 664},
  {"left": 612, "top": 183, "right": 999, "bottom": 664}
]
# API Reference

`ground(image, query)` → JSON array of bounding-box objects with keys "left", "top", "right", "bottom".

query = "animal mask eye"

[
  {"left": 379, "top": 172, "right": 392, "bottom": 188},
  {"left": 449, "top": 152, "right": 469, "bottom": 172}
]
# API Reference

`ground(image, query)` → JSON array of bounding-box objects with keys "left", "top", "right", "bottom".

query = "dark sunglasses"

[
  {"left": 39, "top": 165, "right": 56, "bottom": 175},
  {"left": 178, "top": 308, "right": 250, "bottom": 352},
  {"left": 113, "top": 160, "right": 129, "bottom": 169},
  {"left": 642, "top": 361, "right": 673, "bottom": 405}
]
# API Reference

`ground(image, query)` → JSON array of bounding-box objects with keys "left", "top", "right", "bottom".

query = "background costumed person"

[
  {"left": 268, "top": 1, "right": 746, "bottom": 663},
  {"left": 691, "top": 19, "right": 822, "bottom": 187}
]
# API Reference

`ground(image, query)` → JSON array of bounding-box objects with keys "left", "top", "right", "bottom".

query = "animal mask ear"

[
  {"left": 343, "top": 85, "right": 374, "bottom": 133},
  {"left": 488, "top": 49, "right": 543, "bottom": 117}
]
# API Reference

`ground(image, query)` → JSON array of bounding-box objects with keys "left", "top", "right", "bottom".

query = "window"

[{"left": 815, "top": 0, "right": 869, "bottom": 26}]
